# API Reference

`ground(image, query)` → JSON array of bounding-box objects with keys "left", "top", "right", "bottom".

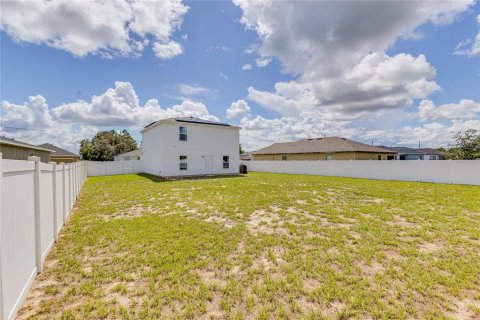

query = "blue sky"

[{"left": 1, "top": 0, "right": 479, "bottom": 151}]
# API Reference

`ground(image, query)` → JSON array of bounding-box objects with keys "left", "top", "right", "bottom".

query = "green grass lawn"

[{"left": 18, "top": 172, "right": 480, "bottom": 320}]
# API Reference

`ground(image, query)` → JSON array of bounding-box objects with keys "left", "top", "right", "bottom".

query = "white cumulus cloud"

[
  {"left": 226, "top": 100, "right": 251, "bottom": 119},
  {"left": 418, "top": 99, "right": 480, "bottom": 122},
  {"left": 453, "top": 15, "right": 480, "bottom": 57},
  {"left": 0, "top": 0, "right": 188, "bottom": 59},
  {"left": 242, "top": 64, "right": 252, "bottom": 71},
  {"left": 176, "top": 83, "right": 212, "bottom": 97},
  {"left": 255, "top": 57, "right": 271, "bottom": 67},
  {"left": 1, "top": 81, "right": 219, "bottom": 152},
  {"left": 152, "top": 40, "right": 184, "bottom": 59},
  {"left": 233, "top": 0, "right": 472, "bottom": 119}
]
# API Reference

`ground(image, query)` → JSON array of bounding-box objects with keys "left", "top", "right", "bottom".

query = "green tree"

[
  {"left": 239, "top": 144, "right": 246, "bottom": 154},
  {"left": 448, "top": 129, "right": 480, "bottom": 160},
  {"left": 80, "top": 129, "right": 138, "bottom": 161}
]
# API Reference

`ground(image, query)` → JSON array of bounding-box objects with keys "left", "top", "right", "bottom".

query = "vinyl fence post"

[
  {"left": 75, "top": 163, "right": 77, "bottom": 197},
  {"left": 73, "top": 163, "right": 76, "bottom": 199},
  {"left": 28, "top": 156, "right": 43, "bottom": 273},
  {"left": 0, "top": 153, "right": 4, "bottom": 319},
  {"left": 61, "top": 163, "right": 66, "bottom": 224},
  {"left": 68, "top": 164, "right": 72, "bottom": 211},
  {"left": 75, "top": 163, "right": 78, "bottom": 197},
  {"left": 49, "top": 162, "right": 58, "bottom": 242}
]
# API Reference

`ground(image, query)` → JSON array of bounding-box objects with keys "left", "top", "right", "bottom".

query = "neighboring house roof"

[
  {"left": 416, "top": 148, "right": 446, "bottom": 156},
  {"left": 0, "top": 136, "right": 54, "bottom": 152},
  {"left": 141, "top": 117, "right": 240, "bottom": 133},
  {"left": 380, "top": 146, "right": 445, "bottom": 156},
  {"left": 116, "top": 148, "right": 142, "bottom": 157},
  {"left": 380, "top": 146, "right": 424, "bottom": 154},
  {"left": 240, "top": 152, "right": 253, "bottom": 160},
  {"left": 252, "top": 137, "right": 396, "bottom": 155},
  {"left": 37, "top": 143, "right": 79, "bottom": 157}
]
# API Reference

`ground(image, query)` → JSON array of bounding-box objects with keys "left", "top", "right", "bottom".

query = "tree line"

[{"left": 80, "top": 130, "right": 138, "bottom": 161}]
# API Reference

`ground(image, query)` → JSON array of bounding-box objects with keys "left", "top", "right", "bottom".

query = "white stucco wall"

[
  {"left": 142, "top": 121, "right": 240, "bottom": 177},
  {"left": 142, "top": 124, "right": 165, "bottom": 176}
]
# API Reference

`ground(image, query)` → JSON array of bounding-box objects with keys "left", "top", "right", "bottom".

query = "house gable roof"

[
  {"left": 0, "top": 137, "right": 55, "bottom": 152},
  {"left": 252, "top": 137, "right": 396, "bottom": 155},
  {"left": 116, "top": 148, "right": 142, "bottom": 157},
  {"left": 37, "top": 143, "right": 79, "bottom": 157},
  {"left": 140, "top": 117, "right": 240, "bottom": 133}
]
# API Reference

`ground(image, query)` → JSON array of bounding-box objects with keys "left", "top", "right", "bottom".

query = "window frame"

[
  {"left": 223, "top": 155, "right": 230, "bottom": 169},
  {"left": 179, "top": 126, "right": 187, "bottom": 141},
  {"left": 179, "top": 155, "right": 188, "bottom": 170},
  {"left": 281, "top": 155, "right": 287, "bottom": 161}
]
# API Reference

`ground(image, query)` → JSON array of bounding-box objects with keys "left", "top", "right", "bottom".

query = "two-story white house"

[{"left": 141, "top": 117, "right": 240, "bottom": 177}]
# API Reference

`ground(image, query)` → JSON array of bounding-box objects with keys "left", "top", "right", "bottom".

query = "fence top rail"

[
  {"left": 40, "top": 162, "right": 54, "bottom": 171},
  {"left": 243, "top": 159, "right": 480, "bottom": 163},
  {"left": 1, "top": 159, "right": 35, "bottom": 173}
]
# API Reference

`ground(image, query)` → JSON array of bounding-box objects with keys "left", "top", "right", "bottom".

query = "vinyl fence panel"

[
  {"left": 0, "top": 154, "right": 87, "bottom": 320},
  {"left": 87, "top": 160, "right": 143, "bottom": 176},
  {"left": 55, "top": 164, "right": 64, "bottom": 234},
  {"left": 243, "top": 160, "right": 480, "bottom": 185},
  {"left": 0, "top": 159, "right": 37, "bottom": 320},
  {"left": 39, "top": 162, "right": 55, "bottom": 265}
]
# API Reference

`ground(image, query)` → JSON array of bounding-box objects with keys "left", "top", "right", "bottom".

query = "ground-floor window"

[
  {"left": 326, "top": 155, "right": 333, "bottom": 160},
  {"left": 281, "top": 155, "right": 287, "bottom": 161},
  {"left": 387, "top": 155, "right": 395, "bottom": 160},
  {"left": 179, "top": 155, "right": 187, "bottom": 170},
  {"left": 377, "top": 155, "right": 382, "bottom": 160},
  {"left": 223, "top": 156, "right": 229, "bottom": 169}
]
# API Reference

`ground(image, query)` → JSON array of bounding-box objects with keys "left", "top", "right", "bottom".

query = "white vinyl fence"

[
  {"left": 0, "top": 153, "right": 87, "bottom": 320},
  {"left": 87, "top": 160, "right": 143, "bottom": 176},
  {"left": 243, "top": 160, "right": 480, "bottom": 185}
]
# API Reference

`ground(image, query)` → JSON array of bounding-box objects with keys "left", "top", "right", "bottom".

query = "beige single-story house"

[
  {"left": 0, "top": 137, "right": 54, "bottom": 163},
  {"left": 37, "top": 143, "right": 80, "bottom": 163},
  {"left": 252, "top": 136, "right": 397, "bottom": 161}
]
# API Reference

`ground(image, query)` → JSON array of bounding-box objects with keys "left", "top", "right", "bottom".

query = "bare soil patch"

[{"left": 419, "top": 241, "right": 443, "bottom": 253}]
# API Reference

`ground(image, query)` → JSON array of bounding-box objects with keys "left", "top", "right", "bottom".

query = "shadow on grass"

[{"left": 136, "top": 172, "right": 247, "bottom": 183}]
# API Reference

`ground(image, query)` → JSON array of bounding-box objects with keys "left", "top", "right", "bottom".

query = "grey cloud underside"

[
  {"left": 233, "top": 0, "right": 478, "bottom": 150},
  {"left": 235, "top": 0, "right": 471, "bottom": 117}
]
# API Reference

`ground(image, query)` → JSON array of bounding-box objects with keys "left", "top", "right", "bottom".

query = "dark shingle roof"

[
  {"left": 0, "top": 137, "right": 54, "bottom": 152},
  {"left": 37, "top": 143, "right": 79, "bottom": 157},
  {"left": 175, "top": 117, "right": 233, "bottom": 127},
  {"left": 142, "top": 117, "right": 240, "bottom": 131},
  {"left": 252, "top": 137, "right": 396, "bottom": 155}
]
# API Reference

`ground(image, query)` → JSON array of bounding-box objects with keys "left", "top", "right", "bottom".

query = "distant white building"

[
  {"left": 380, "top": 147, "right": 446, "bottom": 160},
  {"left": 141, "top": 117, "right": 240, "bottom": 177},
  {"left": 114, "top": 148, "right": 142, "bottom": 161}
]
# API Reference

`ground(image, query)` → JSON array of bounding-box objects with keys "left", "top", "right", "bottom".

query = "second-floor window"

[{"left": 179, "top": 126, "right": 187, "bottom": 141}]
